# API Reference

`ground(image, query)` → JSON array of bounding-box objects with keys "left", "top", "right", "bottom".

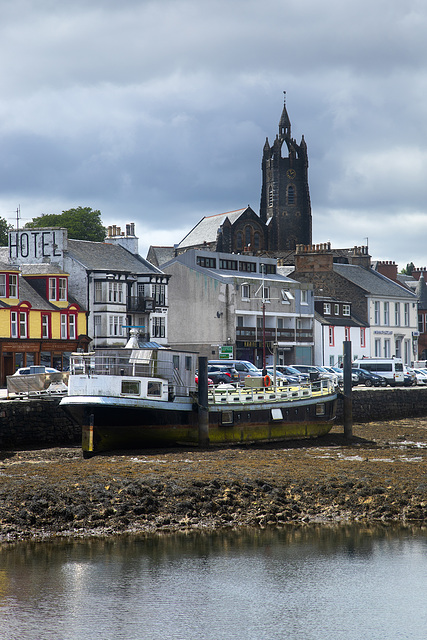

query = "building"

[
  {"left": 161, "top": 249, "right": 314, "bottom": 366},
  {"left": 314, "top": 297, "right": 369, "bottom": 366},
  {"left": 290, "top": 243, "right": 418, "bottom": 365},
  {"left": 0, "top": 256, "right": 87, "bottom": 384},
  {"left": 6, "top": 225, "right": 169, "bottom": 350}
]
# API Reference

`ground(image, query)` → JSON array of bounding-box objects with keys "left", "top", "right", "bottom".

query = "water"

[{"left": 1, "top": 526, "right": 426, "bottom": 640}]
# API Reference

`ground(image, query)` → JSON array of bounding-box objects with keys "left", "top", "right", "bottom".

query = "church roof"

[{"left": 177, "top": 208, "right": 250, "bottom": 250}]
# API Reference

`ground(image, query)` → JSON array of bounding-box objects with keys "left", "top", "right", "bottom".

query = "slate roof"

[
  {"left": 333, "top": 264, "right": 417, "bottom": 299},
  {"left": 146, "top": 246, "right": 176, "bottom": 268},
  {"left": 66, "top": 240, "right": 163, "bottom": 274},
  {"left": 177, "top": 208, "right": 249, "bottom": 250},
  {"left": 20, "top": 263, "right": 68, "bottom": 276}
]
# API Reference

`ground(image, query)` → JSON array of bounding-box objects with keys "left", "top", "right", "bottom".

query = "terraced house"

[{"left": 0, "top": 257, "right": 87, "bottom": 385}]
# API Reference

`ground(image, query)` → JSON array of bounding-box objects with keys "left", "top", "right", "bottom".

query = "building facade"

[
  {"left": 161, "top": 249, "right": 314, "bottom": 367},
  {"left": 6, "top": 225, "right": 169, "bottom": 350}
]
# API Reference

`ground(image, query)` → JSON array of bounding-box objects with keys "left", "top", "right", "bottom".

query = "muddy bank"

[{"left": 0, "top": 418, "right": 426, "bottom": 542}]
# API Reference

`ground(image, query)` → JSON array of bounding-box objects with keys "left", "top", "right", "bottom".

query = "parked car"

[
  {"left": 404, "top": 367, "right": 417, "bottom": 386},
  {"left": 195, "top": 373, "right": 214, "bottom": 386},
  {"left": 293, "top": 365, "right": 338, "bottom": 385},
  {"left": 351, "top": 367, "right": 386, "bottom": 387},
  {"left": 12, "top": 367, "right": 60, "bottom": 376},
  {"left": 415, "top": 368, "right": 427, "bottom": 385},
  {"left": 208, "top": 360, "right": 264, "bottom": 384},
  {"left": 207, "top": 364, "right": 239, "bottom": 385},
  {"left": 324, "top": 366, "right": 359, "bottom": 386},
  {"left": 265, "top": 367, "right": 300, "bottom": 385},
  {"left": 275, "top": 365, "right": 310, "bottom": 383}
]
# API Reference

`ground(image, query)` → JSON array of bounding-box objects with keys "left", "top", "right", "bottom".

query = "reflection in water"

[{"left": 0, "top": 525, "right": 426, "bottom": 640}]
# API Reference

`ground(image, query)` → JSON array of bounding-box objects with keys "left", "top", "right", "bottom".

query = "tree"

[
  {"left": 25, "top": 207, "right": 106, "bottom": 242},
  {"left": 401, "top": 262, "right": 415, "bottom": 276},
  {"left": 0, "top": 216, "right": 12, "bottom": 246}
]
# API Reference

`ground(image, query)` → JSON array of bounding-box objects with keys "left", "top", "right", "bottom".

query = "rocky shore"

[{"left": 0, "top": 418, "right": 426, "bottom": 543}]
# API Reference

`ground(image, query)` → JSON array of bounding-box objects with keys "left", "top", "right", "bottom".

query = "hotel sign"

[{"left": 8, "top": 228, "right": 67, "bottom": 264}]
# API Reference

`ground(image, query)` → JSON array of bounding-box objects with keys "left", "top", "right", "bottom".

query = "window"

[
  {"left": 344, "top": 326, "right": 350, "bottom": 341},
  {"left": 374, "top": 301, "right": 380, "bottom": 325},
  {"left": 19, "top": 311, "right": 28, "bottom": 338},
  {"left": 153, "top": 283, "right": 165, "bottom": 306},
  {"left": 281, "top": 289, "right": 294, "bottom": 303},
  {"left": 60, "top": 314, "right": 67, "bottom": 339},
  {"left": 108, "top": 282, "right": 123, "bottom": 303},
  {"left": 301, "top": 290, "right": 308, "bottom": 304},
  {"left": 360, "top": 328, "right": 366, "bottom": 348},
  {"left": 278, "top": 318, "right": 284, "bottom": 329},
  {"left": 242, "top": 284, "right": 250, "bottom": 300},
  {"left": 328, "top": 326, "right": 334, "bottom": 346},
  {"left": 395, "top": 338, "right": 401, "bottom": 358},
  {"left": 94, "top": 315, "right": 101, "bottom": 336},
  {"left": 245, "top": 226, "right": 251, "bottom": 248},
  {"left": 236, "top": 232, "right": 243, "bottom": 251},
  {"left": 69, "top": 314, "right": 76, "bottom": 339},
  {"left": 49, "top": 278, "right": 57, "bottom": 301},
  {"left": 94, "top": 281, "right": 103, "bottom": 302},
  {"left": 253, "top": 232, "right": 261, "bottom": 250},
  {"left": 263, "top": 286, "right": 270, "bottom": 301},
  {"left": 404, "top": 303, "right": 410, "bottom": 326},
  {"left": 384, "top": 302, "right": 389, "bottom": 325},
  {"left": 237, "top": 316, "right": 244, "bottom": 327},
  {"left": 375, "top": 338, "right": 381, "bottom": 357},
  {"left": 121, "top": 380, "right": 140, "bottom": 396},
  {"left": 152, "top": 316, "right": 165, "bottom": 338},
  {"left": 334, "top": 304, "right": 339, "bottom": 315},
  {"left": 109, "top": 315, "right": 123, "bottom": 337},
  {"left": 11, "top": 311, "right": 18, "bottom": 338},
  {"left": 323, "top": 303, "right": 331, "bottom": 315},
  {"left": 395, "top": 302, "right": 401, "bottom": 326},
  {"left": 268, "top": 185, "right": 273, "bottom": 207},
  {"left": 147, "top": 381, "right": 162, "bottom": 396},
  {"left": 41, "top": 314, "right": 50, "bottom": 339},
  {"left": 419, "top": 314, "right": 424, "bottom": 333},
  {"left": 196, "top": 256, "right": 216, "bottom": 268},
  {"left": 0, "top": 274, "right": 6, "bottom": 297},
  {"left": 384, "top": 339, "right": 391, "bottom": 357},
  {"left": 263, "top": 264, "right": 276, "bottom": 274},
  {"left": 185, "top": 356, "right": 192, "bottom": 371},
  {"left": 343, "top": 304, "right": 350, "bottom": 316},
  {"left": 219, "top": 259, "right": 238, "bottom": 271},
  {"left": 239, "top": 261, "right": 256, "bottom": 273},
  {"left": 287, "top": 185, "right": 295, "bottom": 204},
  {"left": 58, "top": 278, "right": 67, "bottom": 301}
]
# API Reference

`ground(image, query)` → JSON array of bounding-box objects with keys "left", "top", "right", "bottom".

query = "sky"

[{"left": 1, "top": 0, "right": 427, "bottom": 269}]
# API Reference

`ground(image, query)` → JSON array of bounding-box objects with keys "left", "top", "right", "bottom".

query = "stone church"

[{"left": 147, "top": 96, "right": 312, "bottom": 267}]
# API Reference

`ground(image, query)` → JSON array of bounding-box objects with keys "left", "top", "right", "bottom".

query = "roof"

[
  {"left": 66, "top": 239, "right": 163, "bottom": 274},
  {"left": 20, "top": 263, "right": 68, "bottom": 276},
  {"left": 333, "top": 264, "right": 417, "bottom": 300},
  {"left": 146, "top": 246, "right": 176, "bottom": 268},
  {"left": 177, "top": 208, "right": 250, "bottom": 250}
]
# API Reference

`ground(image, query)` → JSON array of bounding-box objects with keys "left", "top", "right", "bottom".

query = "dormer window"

[
  {"left": 49, "top": 276, "right": 68, "bottom": 301},
  {"left": 0, "top": 273, "right": 19, "bottom": 298},
  {"left": 0, "top": 275, "right": 6, "bottom": 298}
]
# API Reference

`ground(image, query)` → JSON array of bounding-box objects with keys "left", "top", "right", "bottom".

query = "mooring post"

[
  {"left": 343, "top": 340, "right": 353, "bottom": 438},
  {"left": 197, "top": 356, "right": 210, "bottom": 447}
]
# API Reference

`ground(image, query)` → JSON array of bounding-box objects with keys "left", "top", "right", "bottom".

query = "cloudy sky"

[{"left": 1, "top": 0, "right": 427, "bottom": 269}]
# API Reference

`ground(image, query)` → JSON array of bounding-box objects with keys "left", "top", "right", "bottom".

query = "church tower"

[{"left": 260, "top": 94, "right": 312, "bottom": 252}]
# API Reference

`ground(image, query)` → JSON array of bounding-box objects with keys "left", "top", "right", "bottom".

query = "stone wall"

[
  {"left": 1, "top": 388, "right": 427, "bottom": 450},
  {"left": 0, "top": 397, "right": 79, "bottom": 449}
]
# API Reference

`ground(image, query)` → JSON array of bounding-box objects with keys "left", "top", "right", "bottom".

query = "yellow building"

[{"left": 0, "top": 262, "right": 89, "bottom": 384}]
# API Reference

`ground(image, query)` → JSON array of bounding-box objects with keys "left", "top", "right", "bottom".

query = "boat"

[{"left": 60, "top": 336, "right": 337, "bottom": 457}]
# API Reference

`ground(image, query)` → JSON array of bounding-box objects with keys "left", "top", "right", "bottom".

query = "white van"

[{"left": 352, "top": 357, "right": 404, "bottom": 386}]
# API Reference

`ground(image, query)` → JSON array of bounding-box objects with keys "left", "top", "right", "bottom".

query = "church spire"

[{"left": 279, "top": 91, "right": 291, "bottom": 140}]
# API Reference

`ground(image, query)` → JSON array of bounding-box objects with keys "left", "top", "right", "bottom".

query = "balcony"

[
  {"left": 127, "top": 296, "right": 155, "bottom": 312},
  {"left": 236, "top": 326, "right": 313, "bottom": 343}
]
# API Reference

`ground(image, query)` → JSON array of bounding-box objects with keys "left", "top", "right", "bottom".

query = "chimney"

[
  {"left": 349, "top": 245, "right": 371, "bottom": 269},
  {"left": 376, "top": 260, "right": 398, "bottom": 282},
  {"left": 412, "top": 268, "right": 427, "bottom": 281},
  {"left": 294, "top": 242, "right": 333, "bottom": 273}
]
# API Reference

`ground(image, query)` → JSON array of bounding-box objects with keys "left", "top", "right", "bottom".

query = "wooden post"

[
  {"left": 343, "top": 341, "right": 353, "bottom": 438},
  {"left": 197, "top": 356, "right": 210, "bottom": 447}
]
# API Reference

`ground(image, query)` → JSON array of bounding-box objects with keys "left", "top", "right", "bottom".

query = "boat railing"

[{"left": 208, "top": 378, "right": 334, "bottom": 405}]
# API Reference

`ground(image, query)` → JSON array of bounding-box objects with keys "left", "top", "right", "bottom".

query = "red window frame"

[{"left": 41, "top": 313, "right": 52, "bottom": 339}]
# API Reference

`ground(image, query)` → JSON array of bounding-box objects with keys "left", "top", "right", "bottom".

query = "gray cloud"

[{"left": 1, "top": 0, "right": 427, "bottom": 269}]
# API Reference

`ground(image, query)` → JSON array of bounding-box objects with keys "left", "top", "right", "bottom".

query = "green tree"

[
  {"left": 25, "top": 206, "right": 106, "bottom": 242},
  {"left": 0, "top": 216, "right": 12, "bottom": 246},
  {"left": 401, "top": 261, "right": 415, "bottom": 276}
]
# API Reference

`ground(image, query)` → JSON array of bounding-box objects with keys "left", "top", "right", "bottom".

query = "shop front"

[{"left": 0, "top": 336, "right": 91, "bottom": 386}]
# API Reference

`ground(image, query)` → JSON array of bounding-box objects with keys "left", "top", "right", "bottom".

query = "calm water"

[{"left": 0, "top": 526, "right": 426, "bottom": 640}]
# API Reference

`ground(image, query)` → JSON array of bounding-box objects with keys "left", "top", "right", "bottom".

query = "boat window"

[
  {"left": 147, "top": 381, "right": 162, "bottom": 396},
  {"left": 121, "top": 380, "right": 141, "bottom": 395},
  {"left": 315, "top": 403, "right": 325, "bottom": 416}
]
